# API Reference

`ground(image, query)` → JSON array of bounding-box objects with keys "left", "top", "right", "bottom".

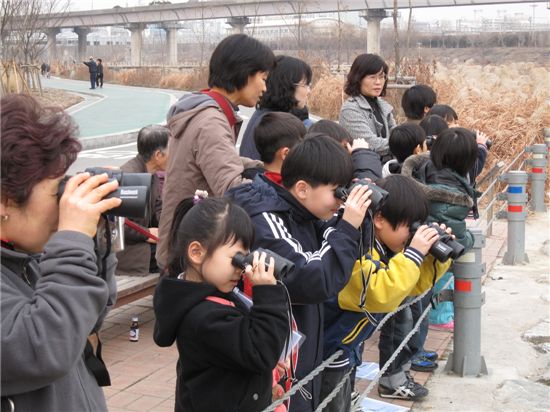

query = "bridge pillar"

[
  {"left": 129, "top": 23, "right": 145, "bottom": 66},
  {"left": 227, "top": 16, "right": 250, "bottom": 34},
  {"left": 361, "top": 9, "right": 390, "bottom": 55},
  {"left": 163, "top": 23, "right": 180, "bottom": 66},
  {"left": 74, "top": 27, "right": 90, "bottom": 62},
  {"left": 46, "top": 28, "right": 60, "bottom": 63}
]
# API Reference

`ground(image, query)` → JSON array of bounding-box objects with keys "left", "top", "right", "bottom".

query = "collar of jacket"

[
  {"left": 1, "top": 246, "right": 35, "bottom": 280},
  {"left": 269, "top": 179, "right": 319, "bottom": 223},
  {"left": 348, "top": 94, "right": 394, "bottom": 117},
  {"left": 402, "top": 153, "right": 475, "bottom": 208}
]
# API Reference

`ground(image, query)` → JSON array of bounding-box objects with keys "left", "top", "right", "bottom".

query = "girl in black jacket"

[{"left": 153, "top": 196, "right": 290, "bottom": 412}]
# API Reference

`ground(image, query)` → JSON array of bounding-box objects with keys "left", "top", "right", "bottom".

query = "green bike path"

[{"left": 42, "top": 77, "right": 180, "bottom": 138}]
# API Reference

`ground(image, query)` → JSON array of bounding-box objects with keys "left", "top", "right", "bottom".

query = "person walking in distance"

[
  {"left": 96, "top": 59, "right": 104, "bottom": 88},
  {"left": 83, "top": 57, "right": 97, "bottom": 89}
]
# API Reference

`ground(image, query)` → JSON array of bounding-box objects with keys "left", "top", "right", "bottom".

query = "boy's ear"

[
  {"left": 373, "top": 212, "right": 385, "bottom": 230},
  {"left": 293, "top": 180, "right": 310, "bottom": 201},
  {"left": 187, "top": 241, "right": 206, "bottom": 265},
  {"left": 279, "top": 147, "right": 290, "bottom": 161},
  {"left": 413, "top": 144, "right": 422, "bottom": 155},
  {"left": 424, "top": 106, "right": 431, "bottom": 115}
]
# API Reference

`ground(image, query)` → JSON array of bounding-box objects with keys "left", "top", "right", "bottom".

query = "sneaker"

[
  {"left": 418, "top": 350, "right": 439, "bottom": 361},
  {"left": 378, "top": 378, "right": 429, "bottom": 400},
  {"left": 411, "top": 355, "right": 438, "bottom": 372},
  {"left": 430, "top": 320, "right": 454, "bottom": 330}
]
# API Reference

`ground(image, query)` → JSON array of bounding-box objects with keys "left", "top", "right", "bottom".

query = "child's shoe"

[
  {"left": 410, "top": 355, "right": 438, "bottom": 372},
  {"left": 378, "top": 376, "right": 429, "bottom": 400}
]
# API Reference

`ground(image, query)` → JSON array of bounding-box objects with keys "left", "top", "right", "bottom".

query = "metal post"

[
  {"left": 543, "top": 127, "right": 550, "bottom": 151},
  {"left": 498, "top": 171, "right": 529, "bottom": 265},
  {"left": 525, "top": 144, "right": 548, "bottom": 212},
  {"left": 445, "top": 228, "right": 488, "bottom": 377}
]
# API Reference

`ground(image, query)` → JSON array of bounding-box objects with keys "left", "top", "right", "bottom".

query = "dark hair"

[
  {"left": 428, "top": 104, "right": 458, "bottom": 124},
  {"left": 282, "top": 134, "right": 352, "bottom": 188},
  {"left": 254, "top": 112, "right": 306, "bottom": 164},
  {"left": 344, "top": 54, "right": 389, "bottom": 97},
  {"left": 389, "top": 123, "right": 426, "bottom": 163},
  {"left": 401, "top": 84, "right": 437, "bottom": 120},
  {"left": 167, "top": 197, "right": 254, "bottom": 278},
  {"left": 1, "top": 94, "right": 81, "bottom": 206},
  {"left": 208, "top": 34, "right": 275, "bottom": 93},
  {"left": 430, "top": 127, "right": 478, "bottom": 176},
  {"left": 137, "top": 124, "right": 170, "bottom": 162},
  {"left": 419, "top": 115, "right": 449, "bottom": 138},
  {"left": 97, "top": 58, "right": 102, "bottom": 63},
  {"left": 259, "top": 55, "right": 312, "bottom": 112},
  {"left": 307, "top": 120, "right": 353, "bottom": 145},
  {"left": 375, "top": 175, "right": 429, "bottom": 229}
]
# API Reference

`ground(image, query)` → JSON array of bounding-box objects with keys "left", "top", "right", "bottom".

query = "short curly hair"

[
  {"left": 1, "top": 94, "right": 81, "bottom": 206},
  {"left": 259, "top": 55, "right": 312, "bottom": 112}
]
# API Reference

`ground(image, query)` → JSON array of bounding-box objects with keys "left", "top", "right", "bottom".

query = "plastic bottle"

[{"left": 129, "top": 316, "right": 139, "bottom": 342}]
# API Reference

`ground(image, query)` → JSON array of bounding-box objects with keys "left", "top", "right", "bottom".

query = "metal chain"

[
  {"left": 262, "top": 275, "right": 454, "bottom": 411},
  {"left": 354, "top": 274, "right": 455, "bottom": 405},
  {"left": 261, "top": 349, "right": 344, "bottom": 412},
  {"left": 314, "top": 367, "right": 354, "bottom": 412}
]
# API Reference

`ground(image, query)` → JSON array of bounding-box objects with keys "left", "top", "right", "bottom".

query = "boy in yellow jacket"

[{"left": 321, "top": 175, "right": 453, "bottom": 410}]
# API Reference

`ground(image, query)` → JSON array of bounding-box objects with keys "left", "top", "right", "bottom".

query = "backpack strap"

[
  {"left": 200, "top": 89, "right": 237, "bottom": 135},
  {"left": 205, "top": 296, "right": 235, "bottom": 307}
]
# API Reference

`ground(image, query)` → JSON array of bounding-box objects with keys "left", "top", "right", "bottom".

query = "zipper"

[{"left": 22, "top": 265, "right": 31, "bottom": 287}]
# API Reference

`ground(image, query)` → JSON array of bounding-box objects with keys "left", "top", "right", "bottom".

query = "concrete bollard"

[
  {"left": 543, "top": 127, "right": 550, "bottom": 151},
  {"left": 498, "top": 171, "right": 529, "bottom": 265},
  {"left": 445, "top": 228, "right": 488, "bottom": 377},
  {"left": 525, "top": 144, "right": 548, "bottom": 213}
]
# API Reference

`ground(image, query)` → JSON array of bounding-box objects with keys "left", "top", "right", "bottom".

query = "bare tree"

[
  {"left": 1, "top": 0, "right": 70, "bottom": 64},
  {"left": 276, "top": 0, "right": 309, "bottom": 54}
]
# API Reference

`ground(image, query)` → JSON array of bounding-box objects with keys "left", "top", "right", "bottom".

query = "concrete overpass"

[{"left": 22, "top": 0, "right": 548, "bottom": 65}]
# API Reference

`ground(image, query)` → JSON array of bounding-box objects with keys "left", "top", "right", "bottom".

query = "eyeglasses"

[
  {"left": 294, "top": 83, "right": 311, "bottom": 89},
  {"left": 364, "top": 74, "right": 387, "bottom": 82}
]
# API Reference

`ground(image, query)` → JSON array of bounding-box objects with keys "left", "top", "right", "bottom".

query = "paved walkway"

[
  {"left": 42, "top": 77, "right": 178, "bottom": 138},
  {"left": 99, "top": 220, "right": 508, "bottom": 411}
]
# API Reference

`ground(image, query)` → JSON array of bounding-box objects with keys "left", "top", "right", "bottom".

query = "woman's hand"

[
  {"left": 342, "top": 184, "right": 372, "bottom": 229},
  {"left": 58, "top": 173, "right": 122, "bottom": 238},
  {"left": 244, "top": 251, "right": 276, "bottom": 286},
  {"left": 409, "top": 224, "right": 440, "bottom": 256}
]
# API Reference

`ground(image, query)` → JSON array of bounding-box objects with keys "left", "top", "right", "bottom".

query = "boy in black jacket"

[{"left": 227, "top": 135, "right": 372, "bottom": 412}]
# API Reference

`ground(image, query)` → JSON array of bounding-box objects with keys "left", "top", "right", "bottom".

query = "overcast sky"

[{"left": 71, "top": 1, "right": 550, "bottom": 23}]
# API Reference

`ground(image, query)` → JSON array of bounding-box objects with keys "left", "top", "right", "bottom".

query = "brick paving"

[{"left": 100, "top": 220, "right": 507, "bottom": 411}]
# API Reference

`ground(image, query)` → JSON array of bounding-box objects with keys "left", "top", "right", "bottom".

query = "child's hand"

[
  {"left": 342, "top": 184, "right": 372, "bottom": 229},
  {"left": 438, "top": 223, "right": 456, "bottom": 239},
  {"left": 409, "top": 224, "right": 440, "bottom": 256},
  {"left": 244, "top": 251, "right": 276, "bottom": 286},
  {"left": 476, "top": 130, "right": 489, "bottom": 146},
  {"left": 345, "top": 137, "right": 369, "bottom": 154}
]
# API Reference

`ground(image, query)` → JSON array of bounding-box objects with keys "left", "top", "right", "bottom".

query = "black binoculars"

[
  {"left": 57, "top": 167, "right": 151, "bottom": 219},
  {"left": 231, "top": 248, "right": 295, "bottom": 279},
  {"left": 334, "top": 179, "right": 389, "bottom": 212},
  {"left": 410, "top": 222, "right": 465, "bottom": 262}
]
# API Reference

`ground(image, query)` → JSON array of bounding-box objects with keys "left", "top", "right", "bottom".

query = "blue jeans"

[{"left": 89, "top": 73, "right": 96, "bottom": 88}]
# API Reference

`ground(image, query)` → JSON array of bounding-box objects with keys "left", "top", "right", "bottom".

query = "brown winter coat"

[
  {"left": 115, "top": 155, "right": 162, "bottom": 276},
  {"left": 156, "top": 93, "right": 261, "bottom": 268}
]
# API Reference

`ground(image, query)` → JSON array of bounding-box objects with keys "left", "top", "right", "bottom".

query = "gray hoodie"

[{"left": 1, "top": 230, "right": 117, "bottom": 412}]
